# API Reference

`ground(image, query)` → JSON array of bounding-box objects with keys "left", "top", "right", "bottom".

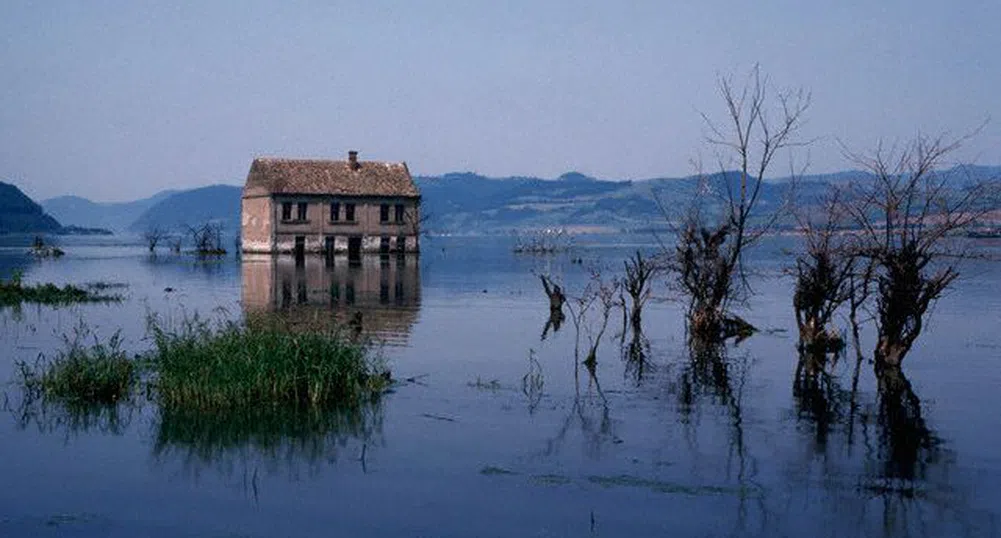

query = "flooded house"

[{"left": 240, "top": 151, "right": 421, "bottom": 257}]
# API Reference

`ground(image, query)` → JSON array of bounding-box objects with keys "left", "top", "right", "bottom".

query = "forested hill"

[{"left": 0, "top": 182, "right": 63, "bottom": 234}]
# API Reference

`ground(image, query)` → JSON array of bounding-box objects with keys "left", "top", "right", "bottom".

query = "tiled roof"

[{"left": 243, "top": 157, "right": 420, "bottom": 198}]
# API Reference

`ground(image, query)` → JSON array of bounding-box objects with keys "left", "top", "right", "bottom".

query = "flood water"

[{"left": 1, "top": 234, "right": 999, "bottom": 537}]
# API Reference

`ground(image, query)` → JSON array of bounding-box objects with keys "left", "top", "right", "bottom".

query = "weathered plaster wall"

[
  {"left": 240, "top": 196, "right": 273, "bottom": 253},
  {"left": 253, "top": 196, "right": 421, "bottom": 254}
]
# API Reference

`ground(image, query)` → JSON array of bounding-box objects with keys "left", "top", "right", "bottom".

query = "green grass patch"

[
  {"left": 0, "top": 272, "right": 123, "bottom": 307},
  {"left": 17, "top": 328, "right": 135, "bottom": 406},
  {"left": 147, "top": 314, "right": 390, "bottom": 412}
]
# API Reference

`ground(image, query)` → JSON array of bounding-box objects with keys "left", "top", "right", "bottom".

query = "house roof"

[{"left": 243, "top": 157, "right": 420, "bottom": 198}]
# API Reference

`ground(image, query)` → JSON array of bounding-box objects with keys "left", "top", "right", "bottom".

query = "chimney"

[{"left": 348, "top": 150, "right": 360, "bottom": 170}]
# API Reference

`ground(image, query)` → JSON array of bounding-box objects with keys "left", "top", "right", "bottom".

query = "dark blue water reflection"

[{"left": 0, "top": 234, "right": 999, "bottom": 537}]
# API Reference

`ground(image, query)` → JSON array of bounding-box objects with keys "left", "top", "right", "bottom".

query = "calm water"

[{"left": 0, "top": 234, "right": 999, "bottom": 537}]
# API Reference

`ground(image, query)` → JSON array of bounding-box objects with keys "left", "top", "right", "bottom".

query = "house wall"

[
  {"left": 264, "top": 195, "right": 421, "bottom": 254},
  {"left": 240, "top": 196, "right": 273, "bottom": 253}
]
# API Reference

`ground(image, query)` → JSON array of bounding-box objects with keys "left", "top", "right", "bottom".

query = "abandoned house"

[{"left": 241, "top": 151, "right": 421, "bottom": 257}]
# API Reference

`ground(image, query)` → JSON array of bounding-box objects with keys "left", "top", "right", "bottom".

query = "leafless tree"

[
  {"left": 621, "top": 251, "right": 661, "bottom": 333},
  {"left": 790, "top": 191, "right": 858, "bottom": 353},
  {"left": 186, "top": 222, "right": 226, "bottom": 255},
  {"left": 667, "top": 65, "right": 810, "bottom": 341},
  {"left": 841, "top": 130, "right": 999, "bottom": 368},
  {"left": 551, "top": 268, "right": 622, "bottom": 370},
  {"left": 143, "top": 227, "right": 167, "bottom": 253}
]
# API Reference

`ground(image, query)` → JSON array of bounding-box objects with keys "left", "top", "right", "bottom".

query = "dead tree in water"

[
  {"left": 666, "top": 65, "right": 809, "bottom": 342},
  {"left": 621, "top": 251, "right": 660, "bottom": 333},
  {"left": 791, "top": 192, "right": 857, "bottom": 353},
  {"left": 144, "top": 227, "right": 167, "bottom": 253},
  {"left": 842, "top": 130, "right": 999, "bottom": 368},
  {"left": 186, "top": 222, "right": 227, "bottom": 255}
]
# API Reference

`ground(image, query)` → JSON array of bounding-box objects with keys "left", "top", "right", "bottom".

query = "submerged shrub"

[{"left": 147, "top": 314, "right": 390, "bottom": 412}]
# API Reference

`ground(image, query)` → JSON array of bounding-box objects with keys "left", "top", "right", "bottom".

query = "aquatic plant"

[
  {"left": 17, "top": 327, "right": 135, "bottom": 406},
  {"left": 147, "top": 313, "right": 390, "bottom": 412},
  {"left": 0, "top": 272, "right": 123, "bottom": 307}
]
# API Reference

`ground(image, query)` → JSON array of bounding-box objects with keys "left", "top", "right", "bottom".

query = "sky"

[{"left": 2, "top": 0, "right": 1000, "bottom": 202}]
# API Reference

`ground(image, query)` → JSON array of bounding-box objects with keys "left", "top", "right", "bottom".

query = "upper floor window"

[
  {"left": 330, "top": 202, "right": 340, "bottom": 222},
  {"left": 281, "top": 202, "right": 293, "bottom": 221},
  {"left": 345, "top": 203, "right": 356, "bottom": 222},
  {"left": 380, "top": 204, "right": 390, "bottom": 223},
  {"left": 296, "top": 202, "right": 308, "bottom": 221},
  {"left": 394, "top": 204, "right": 405, "bottom": 223}
]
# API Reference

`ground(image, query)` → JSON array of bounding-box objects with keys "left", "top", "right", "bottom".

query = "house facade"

[{"left": 241, "top": 151, "right": 421, "bottom": 256}]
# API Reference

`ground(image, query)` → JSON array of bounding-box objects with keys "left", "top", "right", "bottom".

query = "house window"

[
  {"left": 281, "top": 202, "right": 293, "bottom": 221},
  {"left": 345, "top": 203, "right": 356, "bottom": 222},
  {"left": 397, "top": 235, "right": 407, "bottom": 252},
  {"left": 395, "top": 204, "right": 405, "bottom": 223},
  {"left": 330, "top": 202, "right": 340, "bottom": 222},
  {"left": 297, "top": 202, "right": 308, "bottom": 221},
  {"left": 380, "top": 204, "right": 390, "bottom": 223}
]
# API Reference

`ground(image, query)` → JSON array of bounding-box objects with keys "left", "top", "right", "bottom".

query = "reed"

[
  {"left": 17, "top": 329, "right": 134, "bottom": 405},
  {"left": 147, "top": 314, "right": 390, "bottom": 412}
]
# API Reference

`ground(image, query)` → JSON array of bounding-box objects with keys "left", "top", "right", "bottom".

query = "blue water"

[{"left": 0, "top": 234, "right": 999, "bottom": 537}]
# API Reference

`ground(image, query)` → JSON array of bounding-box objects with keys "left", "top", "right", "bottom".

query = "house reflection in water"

[{"left": 241, "top": 254, "right": 421, "bottom": 346}]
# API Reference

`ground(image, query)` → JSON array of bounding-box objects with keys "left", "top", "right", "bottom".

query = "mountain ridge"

[{"left": 39, "top": 165, "right": 1001, "bottom": 235}]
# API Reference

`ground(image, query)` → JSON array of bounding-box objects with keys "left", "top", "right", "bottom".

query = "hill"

[
  {"left": 42, "top": 190, "right": 177, "bottom": 232},
  {"left": 0, "top": 182, "right": 63, "bottom": 234},
  {"left": 129, "top": 185, "right": 242, "bottom": 235},
  {"left": 42, "top": 164, "right": 1001, "bottom": 236}
]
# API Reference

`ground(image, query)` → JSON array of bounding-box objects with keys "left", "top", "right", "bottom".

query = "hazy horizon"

[{"left": 3, "top": 1, "right": 1000, "bottom": 203}]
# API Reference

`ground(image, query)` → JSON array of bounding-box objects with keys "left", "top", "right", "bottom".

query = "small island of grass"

[
  {"left": 0, "top": 272, "right": 124, "bottom": 307},
  {"left": 18, "top": 314, "right": 390, "bottom": 417},
  {"left": 18, "top": 329, "right": 135, "bottom": 406},
  {"left": 148, "top": 316, "right": 389, "bottom": 411}
]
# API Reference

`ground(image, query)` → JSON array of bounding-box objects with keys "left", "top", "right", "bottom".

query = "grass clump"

[
  {"left": 0, "top": 271, "right": 123, "bottom": 307},
  {"left": 18, "top": 327, "right": 135, "bottom": 406},
  {"left": 147, "top": 314, "right": 390, "bottom": 412}
]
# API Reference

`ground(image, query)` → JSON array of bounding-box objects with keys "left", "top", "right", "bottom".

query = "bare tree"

[
  {"left": 790, "top": 191, "right": 857, "bottom": 352},
  {"left": 668, "top": 65, "right": 810, "bottom": 341},
  {"left": 186, "top": 222, "right": 226, "bottom": 255},
  {"left": 841, "top": 130, "right": 999, "bottom": 368},
  {"left": 143, "top": 227, "right": 167, "bottom": 253},
  {"left": 621, "top": 251, "right": 661, "bottom": 333}
]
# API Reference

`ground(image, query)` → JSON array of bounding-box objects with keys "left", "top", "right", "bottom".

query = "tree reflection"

[
  {"left": 670, "top": 336, "right": 764, "bottom": 536},
  {"left": 622, "top": 327, "right": 654, "bottom": 384},
  {"left": 544, "top": 358, "right": 616, "bottom": 461},
  {"left": 792, "top": 348, "right": 853, "bottom": 451},
  {"left": 540, "top": 308, "right": 565, "bottom": 341},
  {"left": 784, "top": 340, "right": 995, "bottom": 536},
  {"left": 872, "top": 365, "right": 940, "bottom": 485}
]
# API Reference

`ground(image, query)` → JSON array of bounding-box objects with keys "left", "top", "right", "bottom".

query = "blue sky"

[{"left": 2, "top": 0, "right": 999, "bottom": 201}]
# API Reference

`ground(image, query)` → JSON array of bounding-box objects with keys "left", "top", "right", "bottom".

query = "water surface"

[{"left": 1, "top": 234, "right": 999, "bottom": 537}]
